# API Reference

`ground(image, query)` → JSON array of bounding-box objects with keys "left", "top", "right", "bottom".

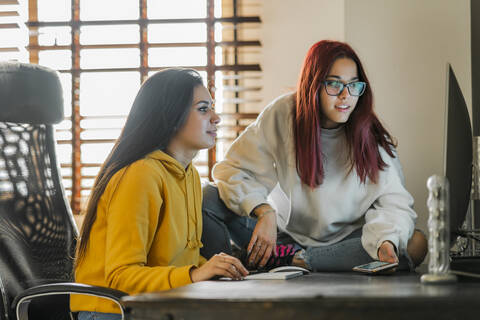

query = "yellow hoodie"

[{"left": 70, "top": 150, "right": 206, "bottom": 314}]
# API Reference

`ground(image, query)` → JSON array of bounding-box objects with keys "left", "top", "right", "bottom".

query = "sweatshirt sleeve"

[
  {"left": 103, "top": 163, "right": 193, "bottom": 294},
  {"left": 213, "top": 104, "right": 281, "bottom": 217},
  {"left": 361, "top": 152, "right": 417, "bottom": 260}
]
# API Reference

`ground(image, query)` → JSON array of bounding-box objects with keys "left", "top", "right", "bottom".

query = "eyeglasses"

[{"left": 322, "top": 80, "right": 367, "bottom": 96}]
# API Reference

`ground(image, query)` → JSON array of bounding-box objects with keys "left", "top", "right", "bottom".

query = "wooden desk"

[{"left": 122, "top": 271, "right": 480, "bottom": 320}]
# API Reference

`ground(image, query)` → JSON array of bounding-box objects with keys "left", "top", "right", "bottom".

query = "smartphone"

[{"left": 352, "top": 261, "right": 398, "bottom": 274}]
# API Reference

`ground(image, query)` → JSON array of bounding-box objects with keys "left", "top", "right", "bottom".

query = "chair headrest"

[{"left": 0, "top": 62, "right": 64, "bottom": 124}]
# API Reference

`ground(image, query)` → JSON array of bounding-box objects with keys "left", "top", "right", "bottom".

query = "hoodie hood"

[{"left": 147, "top": 149, "right": 189, "bottom": 178}]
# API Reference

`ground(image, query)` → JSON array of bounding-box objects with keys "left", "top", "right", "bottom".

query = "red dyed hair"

[{"left": 294, "top": 40, "right": 396, "bottom": 188}]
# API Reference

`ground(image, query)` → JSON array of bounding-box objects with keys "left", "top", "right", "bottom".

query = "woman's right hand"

[{"left": 190, "top": 252, "right": 248, "bottom": 282}]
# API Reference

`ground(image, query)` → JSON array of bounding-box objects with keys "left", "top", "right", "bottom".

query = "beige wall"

[
  {"left": 345, "top": 0, "right": 471, "bottom": 234},
  {"left": 260, "top": 0, "right": 345, "bottom": 106}
]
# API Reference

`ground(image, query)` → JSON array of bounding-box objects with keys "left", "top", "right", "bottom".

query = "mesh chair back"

[{"left": 0, "top": 62, "right": 77, "bottom": 320}]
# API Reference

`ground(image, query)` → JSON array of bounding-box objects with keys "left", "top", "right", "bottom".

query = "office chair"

[{"left": 0, "top": 62, "right": 127, "bottom": 320}]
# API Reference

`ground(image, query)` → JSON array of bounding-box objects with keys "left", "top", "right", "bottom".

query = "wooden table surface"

[{"left": 122, "top": 271, "right": 480, "bottom": 320}]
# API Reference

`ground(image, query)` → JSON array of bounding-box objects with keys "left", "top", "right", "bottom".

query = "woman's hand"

[
  {"left": 377, "top": 241, "right": 399, "bottom": 264},
  {"left": 190, "top": 252, "right": 248, "bottom": 282},
  {"left": 247, "top": 204, "right": 277, "bottom": 268}
]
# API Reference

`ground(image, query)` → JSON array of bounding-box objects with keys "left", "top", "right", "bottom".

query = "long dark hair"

[
  {"left": 76, "top": 68, "right": 204, "bottom": 262},
  {"left": 294, "top": 40, "right": 396, "bottom": 188}
]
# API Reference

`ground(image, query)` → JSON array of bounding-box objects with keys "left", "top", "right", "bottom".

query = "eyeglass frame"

[{"left": 321, "top": 79, "right": 367, "bottom": 97}]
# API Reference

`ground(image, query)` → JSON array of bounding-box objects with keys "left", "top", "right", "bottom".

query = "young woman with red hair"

[{"left": 201, "top": 40, "right": 427, "bottom": 272}]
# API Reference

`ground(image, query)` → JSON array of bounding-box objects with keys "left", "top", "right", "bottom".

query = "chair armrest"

[{"left": 12, "top": 282, "right": 128, "bottom": 320}]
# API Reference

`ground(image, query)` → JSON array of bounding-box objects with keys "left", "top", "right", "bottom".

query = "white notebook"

[
  {"left": 218, "top": 266, "right": 309, "bottom": 281},
  {"left": 244, "top": 270, "right": 303, "bottom": 280}
]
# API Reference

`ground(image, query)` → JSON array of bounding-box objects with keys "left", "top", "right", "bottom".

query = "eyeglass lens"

[{"left": 324, "top": 80, "right": 366, "bottom": 96}]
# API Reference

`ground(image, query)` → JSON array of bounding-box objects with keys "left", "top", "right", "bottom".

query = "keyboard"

[{"left": 450, "top": 255, "right": 480, "bottom": 280}]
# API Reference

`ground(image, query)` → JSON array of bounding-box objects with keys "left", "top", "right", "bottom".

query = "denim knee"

[{"left": 202, "top": 183, "right": 229, "bottom": 220}]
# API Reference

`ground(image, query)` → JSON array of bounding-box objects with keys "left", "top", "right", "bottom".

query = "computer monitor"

[{"left": 444, "top": 64, "right": 472, "bottom": 246}]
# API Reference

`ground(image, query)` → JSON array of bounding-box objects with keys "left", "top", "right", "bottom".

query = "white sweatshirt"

[{"left": 213, "top": 93, "right": 416, "bottom": 260}]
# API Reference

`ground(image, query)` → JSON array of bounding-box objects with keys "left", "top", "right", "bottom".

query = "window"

[
  {"left": 4, "top": 0, "right": 262, "bottom": 214},
  {"left": 0, "top": 0, "right": 28, "bottom": 62}
]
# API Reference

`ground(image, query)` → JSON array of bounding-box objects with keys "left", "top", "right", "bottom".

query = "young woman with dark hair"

[
  {"left": 71, "top": 69, "right": 248, "bottom": 320},
  {"left": 201, "top": 40, "right": 427, "bottom": 272}
]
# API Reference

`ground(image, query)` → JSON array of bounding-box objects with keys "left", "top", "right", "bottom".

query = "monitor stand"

[
  {"left": 450, "top": 206, "right": 480, "bottom": 279},
  {"left": 454, "top": 139, "right": 480, "bottom": 270}
]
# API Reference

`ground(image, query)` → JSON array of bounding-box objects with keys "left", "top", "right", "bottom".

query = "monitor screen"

[{"left": 444, "top": 64, "right": 472, "bottom": 245}]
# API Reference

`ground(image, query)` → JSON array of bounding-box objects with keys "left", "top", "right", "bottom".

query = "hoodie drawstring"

[{"left": 186, "top": 167, "right": 203, "bottom": 249}]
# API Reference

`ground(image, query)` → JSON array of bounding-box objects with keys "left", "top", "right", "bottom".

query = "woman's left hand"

[
  {"left": 247, "top": 205, "right": 277, "bottom": 268},
  {"left": 377, "top": 241, "right": 399, "bottom": 264}
]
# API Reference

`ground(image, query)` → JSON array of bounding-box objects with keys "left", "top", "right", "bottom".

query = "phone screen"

[{"left": 352, "top": 261, "right": 398, "bottom": 273}]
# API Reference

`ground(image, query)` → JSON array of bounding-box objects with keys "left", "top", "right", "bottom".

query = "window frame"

[{"left": 25, "top": 0, "right": 262, "bottom": 214}]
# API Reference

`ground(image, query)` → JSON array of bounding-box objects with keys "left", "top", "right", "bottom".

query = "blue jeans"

[
  {"left": 77, "top": 311, "right": 122, "bottom": 320},
  {"left": 200, "top": 183, "right": 413, "bottom": 271},
  {"left": 200, "top": 183, "right": 257, "bottom": 258}
]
